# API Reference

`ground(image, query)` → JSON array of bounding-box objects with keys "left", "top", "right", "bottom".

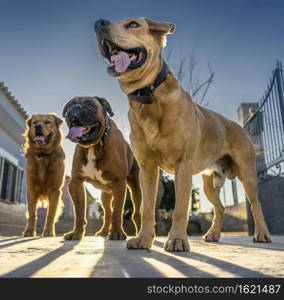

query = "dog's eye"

[
  {"left": 125, "top": 21, "right": 140, "bottom": 29},
  {"left": 45, "top": 120, "right": 51, "bottom": 124}
]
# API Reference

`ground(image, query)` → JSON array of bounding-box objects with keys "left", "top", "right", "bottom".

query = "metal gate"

[{"left": 244, "top": 61, "right": 284, "bottom": 182}]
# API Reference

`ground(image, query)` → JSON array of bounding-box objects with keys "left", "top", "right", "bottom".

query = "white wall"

[{"left": 0, "top": 91, "right": 27, "bottom": 203}]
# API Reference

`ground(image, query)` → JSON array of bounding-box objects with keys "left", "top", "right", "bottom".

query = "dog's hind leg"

[
  {"left": 43, "top": 190, "right": 61, "bottom": 237},
  {"left": 202, "top": 174, "right": 224, "bottom": 242},
  {"left": 95, "top": 192, "right": 112, "bottom": 237},
  {"left": 235, "top": 156, "right": 271, "bottom": 243}
]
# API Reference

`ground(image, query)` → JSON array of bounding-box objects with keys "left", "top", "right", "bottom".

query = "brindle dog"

[{"left": 62, "top": 96, "right": 141, "bottom": 240}]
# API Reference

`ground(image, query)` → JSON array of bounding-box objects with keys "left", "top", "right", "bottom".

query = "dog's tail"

[{"left": 253, "top": 144, "right": 264, "bottom": 155}]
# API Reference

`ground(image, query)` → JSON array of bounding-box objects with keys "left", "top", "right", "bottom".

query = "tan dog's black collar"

[{"left": 127, "top": 60, "right": 169, "bottom": 104}]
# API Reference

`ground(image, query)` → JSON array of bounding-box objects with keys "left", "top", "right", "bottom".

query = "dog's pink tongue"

[
  {"left": 111, "top": 51, "right": 130, "bottom": 73},
  {"left": 33, "top": 136, "right": 45, "bottom": 142},
  {"left": 66, "top": 127, "right": 85, "bottom": 140}
]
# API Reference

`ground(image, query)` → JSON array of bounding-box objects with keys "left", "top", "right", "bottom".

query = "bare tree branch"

[
  {"left": 188, "top": 52, "right": 198, "bottom": 95},
  {"left": 197, "top": 73, "right": 214, "bottom": 106},
  {"left": 177, "top": 57, "right": 186, "bottom": 83},
  {"left": 192, "top": 72, "right": 214, "bottom": 98},
  {"left": 174, "top": 51, "right": 214, "bottom": 105}
]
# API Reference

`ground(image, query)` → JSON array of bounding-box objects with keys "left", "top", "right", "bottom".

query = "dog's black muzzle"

[
  {"left": 65, "top": 104, "right": 84, "bottom": 128},
  {"left": 94, "top": 19, "right": 113, "bottom": 56},
  {"left": 64, "top": 104, "right": 102, "bottom": 146},
  {"left": 94, "top": 19, "right": 111, "bottom": 34},
  {"left": 94, "top": 19, "right": 112, "bottom": 43}
]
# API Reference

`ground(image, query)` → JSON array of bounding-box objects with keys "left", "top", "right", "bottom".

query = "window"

[{"left": 0, "top": 156, "right": 23, "bottom": 203}]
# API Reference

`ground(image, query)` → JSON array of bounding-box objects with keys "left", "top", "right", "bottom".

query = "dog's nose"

[
  {"left": 94, "top": 19, "right": 111, "bottom": 32},
  {"left": 35, "top": 123, "right": 42, "bottom": 134},
  {"left": 71, "top": 104, "right": 82, "bottom": 110},
  {"left": 69, "top": 104, "right": 82, "bottom": 116},
  {"left": 67, "top": 105, "right": 82, "bottom": 126}
]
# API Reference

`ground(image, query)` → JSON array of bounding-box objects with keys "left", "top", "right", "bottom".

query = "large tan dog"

[
  {"left": 62, "top": 96, "right": 141, "bottom": 240},
  {"left": 23, "top": 114, "right": 65, "bottom": 237},
  {"left": 95, "top": 18, "right": 271, "bottom": 252}
]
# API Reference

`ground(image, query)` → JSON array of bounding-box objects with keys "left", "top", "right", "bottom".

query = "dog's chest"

[
  {"left": 136, "top": 117, "right": 161, "bottom": 148},
  {"left": 137, "top": 119, "right": 178, "bottom": 154},
  {"left": 81, "top": 148, "right": 108, "bottom": 184},
  {"left": 34, "top": 157, "right": 50, "bottom": 183}
]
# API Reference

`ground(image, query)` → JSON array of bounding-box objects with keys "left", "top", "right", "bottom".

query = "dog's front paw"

[
  {"left": 63, "top": 230, "right": 84, "bottom": 241},
  {"left": 202, "top": 232, "right": 221, "bottom": 242},
  {"left": 253, "top": 231, "right": 272, "bottom": 243},
  {"left": 42, "top": 229, "right": 55, "bottom": 237},
  {"left": 23, "top": 228, "right": 36, "bottom": 237},
  {"left": 127, "top": 234, "right": 154, "bottom": 250},
  {"left": 164, "top": 237, "right": 190, "bottom": 252},
  {"left": 109, "top": 228, "right": 127, "bottom": 240}
]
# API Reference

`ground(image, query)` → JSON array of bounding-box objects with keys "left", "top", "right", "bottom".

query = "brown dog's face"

[
  {"left": 26, "top": 114, "right": 63, "bottom": 149},
  {"left": 62, "top": 97, "right": 114, "bottom": 147},
  {"left": 95, "top": 18, "right": 175, "bottom": 82}
]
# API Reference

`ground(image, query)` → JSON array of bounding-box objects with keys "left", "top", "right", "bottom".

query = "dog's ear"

[
  {"left": 26, "top": 115, "right": 34, "bottom": 128},
  {"left": 144, "top": 19, "right": 176, "bottom": 35},
  {"left": 55, "top": 116, "right": 63, "bottom": 127},
  {"left": 95, "top": 97, "right": 114, "bottom": 117},
  {"left": 143, "top": 19, "right": 175, "bottom": 48},
  {"left": 50, "top": 114, "right": 63, "bottom": 127}
]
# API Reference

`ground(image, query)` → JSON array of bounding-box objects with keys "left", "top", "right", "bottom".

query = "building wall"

[
  {"left": 0, "top": 85, "right": 29, "bottom": 235},
  {"left": 247, "top": 175, "right": 284, "bottom": 235},
  {"left": 0, "top": 127, "right": 26, "bottom": 204},
  {"left": 0, "top": 201, "right": 26, "bottom": 235},
  {"left": 0, "top": 89, "right": 27, "bottom": 204},
  {"left": 0, "top": 127, "right": 25, "bottom": 166}
]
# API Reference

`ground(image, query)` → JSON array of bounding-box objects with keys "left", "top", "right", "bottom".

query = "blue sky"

[{"left": 1, "top": 0, "right": 284, "bottom": 211}]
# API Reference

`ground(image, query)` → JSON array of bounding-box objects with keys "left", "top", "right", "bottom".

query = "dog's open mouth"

[
  {"left": 100, "top": 39, "right": 147, "bottom": 75},
  {"left": 66, "top": 123, "right": 101, "bottom": 144},
  {"left": 33, "top": 133, "right": 52, "bottom": 144}
]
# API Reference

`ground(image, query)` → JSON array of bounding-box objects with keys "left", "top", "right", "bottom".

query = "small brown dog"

[
  {"left": 23, "top": 114, "right": 65, "bottom": 237},
  {"left": 62, "top": 96, "right": 141, "bottom": 240}
]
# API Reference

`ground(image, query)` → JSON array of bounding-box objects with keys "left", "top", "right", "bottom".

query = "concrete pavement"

[{"left": 0, "top": 235, "right": 283, "bottom": 278}]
